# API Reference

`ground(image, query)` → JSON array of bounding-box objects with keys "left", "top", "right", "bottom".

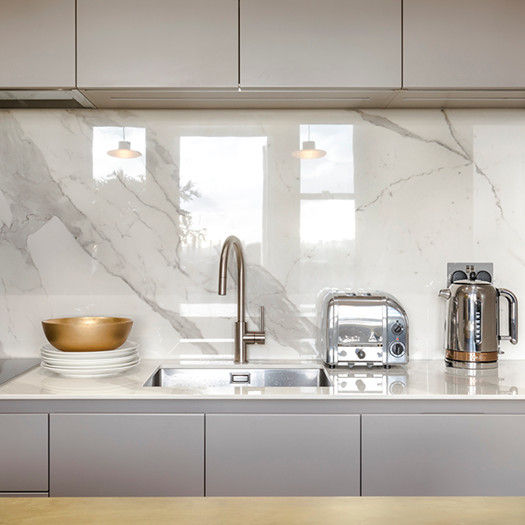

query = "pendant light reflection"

[
  {"left": 292, "top": 125, "right": 326, "bottom": 160},
  {"left": 107, "top": 127, "right": 142, "bottom": 159}
]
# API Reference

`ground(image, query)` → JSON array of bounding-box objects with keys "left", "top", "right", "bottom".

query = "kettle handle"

[{"left": 498, "top": 288, "right": 518, "bottom": 345}]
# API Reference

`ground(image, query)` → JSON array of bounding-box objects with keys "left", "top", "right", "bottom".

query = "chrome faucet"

[{"left": 218, "top": 236, "right": 265, "bottom": 363}]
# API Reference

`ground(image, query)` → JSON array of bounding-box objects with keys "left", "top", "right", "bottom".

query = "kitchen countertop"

[
  {"left": 0, "top": 358, "right": 524, "bottom": 400},
  {"left": 1, "top": 497, "right": 524, "bottom": 525}
]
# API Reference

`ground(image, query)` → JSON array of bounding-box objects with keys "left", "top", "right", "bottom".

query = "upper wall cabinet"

[
  {"left": 0, "top": 0, "right": 75, "bottom": 88},
  {"left": 77, "top": 0, "right": 238, "bottom": 89},
  {"left": 404, "top": 0, "right": 525, "bottom": 89},
  {"left": 240, "top": 0, "right": 401, "bottom": 89}
]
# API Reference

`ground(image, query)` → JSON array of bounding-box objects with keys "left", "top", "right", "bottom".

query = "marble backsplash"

[{"left": 1, "top": 108, "right": 525, "bottom": 360}]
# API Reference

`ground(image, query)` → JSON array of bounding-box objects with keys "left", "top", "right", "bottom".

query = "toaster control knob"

[
  {"left": 392, "top": 321, "right": 404, "bottom": 335},
  {"left": 356, "top": 349, "right": 366, "bottom": 360},
  {"left": 389, "top": 342, "right": 405, "bottom": 357}
]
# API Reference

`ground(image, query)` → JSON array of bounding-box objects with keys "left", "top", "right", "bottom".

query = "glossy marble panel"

[
  {"left": 1, "top": 109, "right": 525, "bottom": 360},
  {"left": 0, "top": 359, "right": 523, "bottom": 400}
]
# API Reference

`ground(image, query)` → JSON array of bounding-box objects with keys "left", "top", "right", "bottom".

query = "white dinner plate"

[
  {"left": 41, "top": 341, "right": 138, "bottom": 359},
  {"left": 42, "top": 358, "right": 140, "bottom": 371},
  {"left": 41, "top": 360, "right": 139, "bottom": 378},
  {"left": 41, "top": 353, "right": 139, "bottom": 368}
]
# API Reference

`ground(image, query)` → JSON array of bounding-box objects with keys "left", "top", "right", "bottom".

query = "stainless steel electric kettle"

[{"left": 439, "top": 278, "right": 518, "bottom": 369}]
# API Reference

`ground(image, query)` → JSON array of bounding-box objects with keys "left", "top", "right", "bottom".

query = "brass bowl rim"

[{"left": 42, "top": 316, "right": 133, "bottom": 326}]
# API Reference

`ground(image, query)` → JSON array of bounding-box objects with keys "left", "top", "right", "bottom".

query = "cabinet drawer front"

[
  {"left": 206, "top": 414, "right": 360, "bottom": 496},
  {"left": 0, "top": 414, "right": 48, "bottom": 492},
  {"left": 363, "top": 414, "right": 525, "bottom": 496},
  {"left": 241, "top": 0, "right": 401, "bottom": 88},
  {"left": 77, "top": 0, "right": 238, "bottom": 88},
  {"left": 50, "top": 414, "right": 204, "bottom": 496},
  {"left": 0, "top": 492, "right": 48, "bottom": 497},
  {"left": 0, "top": 0, "right": 75, "bottom": 88},
  {"left": 404, "top": 0, "right": 525, "bottom": 89}
]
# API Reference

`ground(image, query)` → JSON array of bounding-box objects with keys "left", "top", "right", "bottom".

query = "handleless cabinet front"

[
  {"left": 240, "top": 0, "right": 401, "bottom": 88},
  {"left": 0, "top": 0, "right": 75, "bottom": 88},
  {"left": 404, "top": 0, "right": 525, "bottom": 88},
  {"left": 362, "top": 414, "right": 525, "bottom": 496},
  {"left": 0, "top": 414, "right": 48, "bottom": 492},
  {"left": 50, "top": 414, "right": 204, "bottom": 496},
  {"left": 77, "top": 0, "right": 238, "bottom": 89},
  {"left": 206, "top": 414, "right": 360, "bottom": 496}
]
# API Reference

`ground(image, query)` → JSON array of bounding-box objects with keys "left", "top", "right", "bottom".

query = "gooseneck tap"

[{"left": 218, "top": 236, "right": 265, "bottom": 363}]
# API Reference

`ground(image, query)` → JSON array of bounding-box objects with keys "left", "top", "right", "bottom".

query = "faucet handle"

[{"left": 259, "top": 306, "right": 265, "bottom": 332}]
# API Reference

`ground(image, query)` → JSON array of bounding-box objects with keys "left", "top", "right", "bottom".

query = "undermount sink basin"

[{"left": 143, "top": 367, "right": 332, "bottom": 389}]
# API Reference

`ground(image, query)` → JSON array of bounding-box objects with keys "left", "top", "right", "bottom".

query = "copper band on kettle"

[{"left": 445, "top": 350, "right": 499, "bottom": 362}]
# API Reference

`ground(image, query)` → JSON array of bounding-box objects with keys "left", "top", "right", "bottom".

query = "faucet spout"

[
  {"left": 218, "top": 236, "right": 265, "bottom": 363},
  {"left": 218, "top": 236, "right": 245, "bottom": 321}
]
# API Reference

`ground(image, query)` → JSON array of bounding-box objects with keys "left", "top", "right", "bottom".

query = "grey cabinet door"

[
  {"left": 240, "top": 0, "right": 401, "bottom": 88},
  {"left": 0, "top": 493, "right": 48, "bottom": 497},
  {"left": 77, "top": 0, "right": 238, "bottom": 89},
  {"left": 0, "top": 415, "right": 48, "bottom": 492},
  {"left": 50, "top": 414, "right": 204, "bottom": 496},
  {"left": 363, "top": 414, "right": 525, "bottom": 496},
  {"left": 0, "top": 0, "right": 75, "bottom": 88},
  {"left": 404, "top": 0, "right": 525, "bottom": 88},
  {"left": 206, "top": 414, "right": 360, "bottom": 496}
]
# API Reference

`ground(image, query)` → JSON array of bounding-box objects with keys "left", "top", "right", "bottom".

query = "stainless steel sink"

[{"left": 143, "top": 367, "right": 332, "bottom": 388}]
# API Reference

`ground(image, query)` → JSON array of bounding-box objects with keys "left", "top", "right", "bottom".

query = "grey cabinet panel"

[
  {"left": 50, "top": 414, "right": 204, "bottom": 496},
  {"left": 240, "top": 0, "right": 401, "bottom": 88},
  {"left": 363, "top": 414, "right": 525, "bottom": 496},
  {"left": 77, "top": 0, "right": 238, "bottom": 89},
  {"left": 206, "top": 414, "right": 360, "bottom": 496},
  {"left": 0, "top": 493, "right": 48, "bottom": 497},
  {"left": 404, "top": 0, "right": 525, "bottom": 88},
  {"left": 0, "top": 0, "right": 75, "bottom": 88},
  {"left": 0, "top": 415, "right": 48, "bottom": 492}
]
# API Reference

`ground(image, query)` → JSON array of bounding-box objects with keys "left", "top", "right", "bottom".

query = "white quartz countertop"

[{"left": 0, "top": 358, "right": 524, "bottom": 400}]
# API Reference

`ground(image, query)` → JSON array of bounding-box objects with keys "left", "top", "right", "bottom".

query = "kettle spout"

[{"left": 439, "top": 289, "right": 451, "bottom": 299}]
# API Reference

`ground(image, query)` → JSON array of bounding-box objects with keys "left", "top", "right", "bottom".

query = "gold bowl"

[{"left": 42, "top": 317, "right": 133, "bottom": 352}]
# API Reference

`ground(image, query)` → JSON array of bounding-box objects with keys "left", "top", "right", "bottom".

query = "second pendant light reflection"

[
  {"left": 107, "top": 127, "right": 142, "bottom": 159},
  {"left": 292, "top": 125, "right": 327, "bottom": 160}
]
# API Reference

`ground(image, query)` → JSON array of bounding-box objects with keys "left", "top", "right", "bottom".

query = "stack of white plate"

[{"left": 41, "top": 341, "right": 139, "bottom": 378}]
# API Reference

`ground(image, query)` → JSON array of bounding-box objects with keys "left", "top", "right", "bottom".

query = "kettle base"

[
  {"left": 445, "top": 349, "right": 498, "bottom": 369},
  {"left": 445, "top": 359, "right": 498, "bottom": 370}
]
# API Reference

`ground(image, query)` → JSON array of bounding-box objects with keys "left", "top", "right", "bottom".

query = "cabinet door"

[
  {"left": 363, "top": 414, "right": 525, "bottom": 496},
  {"left": 77, "top": 0, "right": 238, "bottom": 89},
  {"left": 0, "top": 415, "right": 48, "bottom": 492},
  {"left": 0, "top": 493, "right": 48, "bottom": 497},
  {"left": 404, "top": 0, "right": 525, "bottom": 88},
  {"left": 50, "top": 414, "right": 204, "bottom": 496},
  {"left": 206, "top": 414, "right": 360, "bottom": 496},
  {"left": 240, "top": 0, "right": 401, "bottom": 88},
  {"left": 0, "top": 0, "right": 75, "bottom": 88}
]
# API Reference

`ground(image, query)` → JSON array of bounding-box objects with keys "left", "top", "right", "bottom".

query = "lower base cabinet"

[
  {"left": 0, "top": 493, "right": 48, "bottom": 497},
  {"left": 362, "top": 414, "right": 525, "bottom": 496},
  {"left": 206, "top": 414, "right": 360, "bottom": 496},
  {"left": 50, "top": 414, "right": 204, "bottom": 496},
  {"left": 0, "top": 414, "right": 48, "bottom": 493}
]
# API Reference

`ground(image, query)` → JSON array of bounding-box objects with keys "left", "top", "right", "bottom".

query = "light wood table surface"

[{"left": 0, "top": 497, "right": 524, "bottom": 525}]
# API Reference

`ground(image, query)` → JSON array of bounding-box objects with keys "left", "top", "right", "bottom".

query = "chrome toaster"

[{"left": 317, "top": 290, "right": 409, "bottom": 368}]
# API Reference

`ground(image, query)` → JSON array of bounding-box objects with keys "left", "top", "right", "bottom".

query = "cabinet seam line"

[{"left": 237, "top": 0, "right": 241, "bottom": 87}]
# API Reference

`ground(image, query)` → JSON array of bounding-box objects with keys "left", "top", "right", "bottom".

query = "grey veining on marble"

[{"left": 1, "top": 108, "right": 525, "bottom": 360}]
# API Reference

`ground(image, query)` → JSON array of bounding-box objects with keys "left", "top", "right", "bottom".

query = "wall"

[{"left": 1, "top": 109, "right": 524, "bottom": 360}]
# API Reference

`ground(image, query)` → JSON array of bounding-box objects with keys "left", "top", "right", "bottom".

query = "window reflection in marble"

[
  {"left": 179, "top": 136, "right": 267, "bottom": 247},
  {"left": 300, "top": 199, "right": 356, "bottom": 243},
  {"left": 92, "top": 126, "right": 146, "bottom": 183},
  {"left": 299, "top": 124, "right": 355, "bottom": 244},
  {"left": 299, "top": 124, "right": 354, "bottom": 193}
]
